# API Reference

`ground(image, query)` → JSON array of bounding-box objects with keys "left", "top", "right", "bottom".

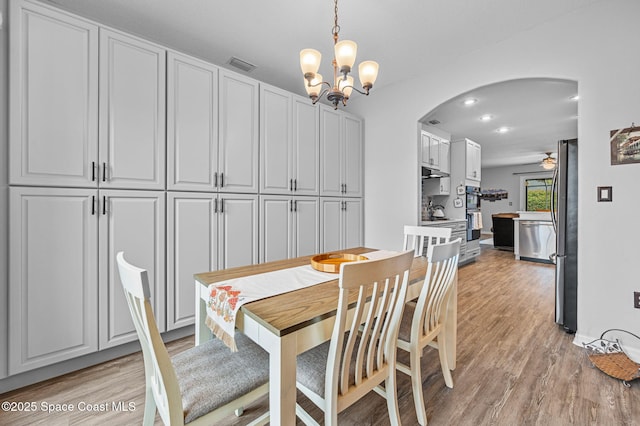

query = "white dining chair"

[
  {"left": 294, "top": 250, "right": 415, "bottom": 426},
  {"left": 116, "top": 252, "right": 270, "bottom": 426},
  {"left": 396, "top": 239, "right": 461, "bottom": 426},
  {"left": 403, "top": 225, "right": 451, "bottom": 257}
]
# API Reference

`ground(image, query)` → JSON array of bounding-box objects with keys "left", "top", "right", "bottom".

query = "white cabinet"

[
  {"left": 8, "top": 187, "right": 166, "bottom": 369},
  {"left": 423, "top": 176, "right": 450, "bottom": 196},
  {"left": 421, "top": 131, "right": 441, "bottom": 170},
  {"left": 10, "top": 3, "right": 99, "bottom": 187},
  {"left": 167, "top": 52, "right": 219, "bottom": 191},
  {"left": 260, "top": 195, "right": 320, "bottom": 262},
  {"left": 320, "top": 105, "right": 363, "bottom": 197},
  {"left": 166, "top": 192, "right": 258, "bottom": 330},
  {"left": 465, "top": 139, "right": 482, "bottom": 183},
  {"left": 98, "top": 190, "right": 165, "bottom": 349},
  {"left": 99, "top": 29, "right": 166, "bottom": 190},
  {"left": 9, "top": 187, "right": 98, "bottom": 374},
  {"left": 440, "top": 139, "right": 451, "bottom": 175},
  {"left": 260, "top": 85, "right": 319, "bottom": 196},
  {"left": 452, "top": 138, "right": 482, "bottom": 186},
  {"left": 218, "top": 70, "right": 259, "bottom": 193},
  {"left": 320, "top": 197, "right": 363, "bottom": 252}
]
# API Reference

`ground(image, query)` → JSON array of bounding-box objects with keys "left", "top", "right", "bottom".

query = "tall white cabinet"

[{"left": 5, "top": 0, "right": 363, "bottom": 382}]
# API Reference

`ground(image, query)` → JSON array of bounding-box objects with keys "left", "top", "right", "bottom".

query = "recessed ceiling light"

[
  {"left": 463, "top": 98, "right": 477, "bottom": 106},
  {"left": 496, "top": 127, "right": 510, "bottom": 133},
  {"left": 570, "top": 95, "right": 579, "bottom": 101},
  {"left": 480, "top": 114, "right": 493, "bottom": 121}
]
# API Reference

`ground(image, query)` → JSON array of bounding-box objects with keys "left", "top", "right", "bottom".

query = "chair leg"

[
  {"left": 437, "top": 333, "right": 454, "bottom": 388},
  {"left": 142, "top": 386, "right": 157, "bottom": 426},
  {"left": 385, "top": 371, "right": 401, "bottom": 426},
  {"left": 409, "top": 348, "right": 427, "bottom": 426}
]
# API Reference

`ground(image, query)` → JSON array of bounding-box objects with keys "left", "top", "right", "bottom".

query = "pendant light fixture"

[
  {"left": 300, "top": 0, "right": 379, "bottom": 109},
  {"left": 540, "top": 152, "right": 557, "bottom": 170}
]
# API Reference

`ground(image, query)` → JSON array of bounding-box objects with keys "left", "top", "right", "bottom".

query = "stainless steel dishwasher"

[{"left": 518, "top": 220, "right": 555, "bottom": 263}]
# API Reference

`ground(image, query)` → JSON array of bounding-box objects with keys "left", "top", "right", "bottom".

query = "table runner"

[{"left": 205, "top": 250, "right": 395, "bottom": 350}]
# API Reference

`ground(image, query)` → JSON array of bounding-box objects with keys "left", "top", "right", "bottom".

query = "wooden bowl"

[{"left": 310, "top": 253, "right": 368, "bottom": 273}]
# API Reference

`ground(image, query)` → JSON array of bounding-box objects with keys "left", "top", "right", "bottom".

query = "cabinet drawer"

[
  {"left": 451, "top": 221, "right": 466, "bottom": 231},
  {"left": 467, "top": 246, "right": 481, "bottom": 258}
]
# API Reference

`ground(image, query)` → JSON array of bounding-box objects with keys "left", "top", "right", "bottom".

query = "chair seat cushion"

[{"left": 173, "top": 333, "right": 269, "bottom": 423}]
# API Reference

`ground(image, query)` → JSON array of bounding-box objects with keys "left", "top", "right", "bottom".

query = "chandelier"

[
  {"left": 299, "top": 0, "right": 379, "bottom": 109},
  {"left": 540, "top": 152, "right": 557, "bottom": 170}
]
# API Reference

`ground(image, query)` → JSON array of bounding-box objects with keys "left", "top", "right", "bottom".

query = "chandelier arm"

[
  {"left": 311, "top": 86, "right": 332, "bottom": 105},
  {"left": 339, "top": 85, "right": 371, "bottom": 96}
]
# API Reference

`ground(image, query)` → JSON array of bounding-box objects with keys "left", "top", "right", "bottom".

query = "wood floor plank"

[{"left": 1, "top": 246, "right": 639, "bottom": 425}]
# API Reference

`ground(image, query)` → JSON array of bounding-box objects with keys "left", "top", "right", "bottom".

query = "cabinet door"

[
  {"left": 343, "top": 115, "right": 363, "bottom": 197},
  {"left": 292, "top": 97, "right": 319, "bottom": 195},
  {"left": 440, "top": 139, "right": 451, "bottom": 175},
  {"left": 10, "top": 4, "right": 98, "bottom": 187},
  {"left": 9, "top": 187, "right": 98, "bottom": 374},
  {"left": 219, "top": 71, "right": 259, "bottom": 193},
  {"left": 320, "top": 106, "right": 343, "bottom": 196},
  {"left": 260, "top": 195, "right": 293, "bottom": 263},
  {"left": 343, "top": 198, "right": 363, "bottom": 249},
  {"left": 466, "top": 140, "right": 481, "bottom": 182},
  {"left": 167, "top": 192, "right": 217, "bottom": 330},
  {"left": 293, "top": 197, "right": 320, "bottom": 257},
  {"left": 260, "top": 85, "right": 292, "bottom": 194},
  {"left": 421, "top": 131, "right": 431, "bottom": 166},
  {"left": 99, "top": 190, "right": 165, "bottom": 349},
  {"left": 320, "top": 198, "right": 342, "bottom": 252},
  {"left": 167, "top": 53, "right": 219, "bottom": 191},
  {"left": 218, "top": 194, "right": 258, "bottom": 268},
  {"left": 99, "top": 29, "right": 166, "bottom": 190},
  {"left": 440, "top": 177, "right": 451, "bottom": 195}
]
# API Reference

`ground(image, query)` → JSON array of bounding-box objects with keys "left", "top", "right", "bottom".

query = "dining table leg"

[
  {"left": 194, "top": 281, "right": 212, "bottom": 346},
  {"left": 263, "top": 331, "right": 298, "bottom": 425}
]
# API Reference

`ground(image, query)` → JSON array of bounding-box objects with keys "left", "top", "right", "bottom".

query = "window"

[{"left": 524, "top": 178, "right": 553, "bottom": 211}]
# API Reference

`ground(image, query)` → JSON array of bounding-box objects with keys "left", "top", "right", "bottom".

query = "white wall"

[{"left": 351, "top": 0, "right": 640, "bottom": 357}]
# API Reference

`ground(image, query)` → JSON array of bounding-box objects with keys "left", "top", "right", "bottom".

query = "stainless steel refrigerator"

[{"left": 551, "top": 139, "right": 578, "bottom": 333}]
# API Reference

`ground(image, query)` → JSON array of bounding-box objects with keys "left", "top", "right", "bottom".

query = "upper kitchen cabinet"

[
  {"left": 452, "top": 138, "right": 482, "bottom": 185},
  {"left": 10, "top": 2, "right": 99, "bottom": 187},
  {"left": 320, "top": 105, "right": 363, "bottom": 197},
  {"left": 260, "top": 85, "right": 319, "bottom": 195},
  {"left": 167, "top": 52, "right": 219, "bottom": 191},
  {"left": 99, "top": 29, "right": 166, "bottom": 190},
  {"left": 439, "top": 139, "right": 451, "bottom": 175},
  {"left": 218, "top": 70, "right": 259, "bottom": 193},
  {"left": 421, "top": 131, "right": 441, "bottom": 170}
]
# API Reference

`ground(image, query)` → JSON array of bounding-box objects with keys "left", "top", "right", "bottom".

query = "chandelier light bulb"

[
  {"left": 305, "top": 73, "right": 323, "bottom": 98},
  {"left": 339, "top": 75, "right": 354, "bottom": 98},
  {"left": 334, "top": 40, "right": 357, "bottom": 73},
  {"left": 358, "top": 61, "right": 379, "bottom": 89},
  {"left": 300, "top": 49, "right": 321, "bottom": 76}
]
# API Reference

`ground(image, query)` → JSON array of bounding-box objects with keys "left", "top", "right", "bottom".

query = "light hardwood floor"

[{"left": 1, "top": 246, "right": 638, "bottom": 425}]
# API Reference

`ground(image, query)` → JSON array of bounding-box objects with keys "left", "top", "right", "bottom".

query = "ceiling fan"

[{"left": 540, "top": 152, "right": 557, "bottom": 170}]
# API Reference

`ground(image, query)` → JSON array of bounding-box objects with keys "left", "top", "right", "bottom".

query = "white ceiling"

[{"left": 44, "top": 0, "right": 589, "bottom": 167}]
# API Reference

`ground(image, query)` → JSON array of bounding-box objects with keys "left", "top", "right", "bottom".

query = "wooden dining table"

[{"left": 194, "top": 247, "right": 457, "bottom": 425}]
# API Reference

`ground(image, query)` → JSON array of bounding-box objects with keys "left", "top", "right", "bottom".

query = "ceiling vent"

[
  {"left": 227, "top": 57, "right": 257, "bottom": 73},
  {"left": 428, "top": 119, "right": 441, "bottom": 125}
]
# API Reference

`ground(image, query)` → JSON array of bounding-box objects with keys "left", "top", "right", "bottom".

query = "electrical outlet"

[{"left": 635, "top": 292, "right": 640, "bottom": 309}]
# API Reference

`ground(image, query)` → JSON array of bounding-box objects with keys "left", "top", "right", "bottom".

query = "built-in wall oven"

[{"left": 466, "top": 186, "right": 481, "bottom": 241}]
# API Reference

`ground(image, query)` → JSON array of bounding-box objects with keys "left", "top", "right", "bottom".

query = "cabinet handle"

[
  {"left": 219, "top": 198, "right": 224, "bottom": 213},
  {"left": 102, "top": 163, "right": 107, "bottom": 182},
  {"left": 91, "top": 162, "right": 96, "bottom": 182},
  {"left": 294, "top": 200, "right": 297, "bottom": 212},
  {"left": 91, "top": 195, "right": 96, "bottom": 215},
  {"left": 290, "top": 199, "right": 293, "bottom": 212},
  {"left": 220, "top": 173, "right": 224, "bottom": 188},
  {"left": 214, "top": 198, "right": 218, "bottom": 213},
  {"left": 290, "top": 179, "right": 293, "bottom": 191},
  {"left": 102, "top": 196, "right": 107, "bottom": 215},
  {"left": 294, "top": 179, "right": 297, "bottom": 191},
  {"left": 214, "top": 172, "right": 218, "bottom": 188}
]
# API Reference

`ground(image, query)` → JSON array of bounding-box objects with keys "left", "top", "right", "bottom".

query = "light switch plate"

[{"left": 597, "top": 186, "right": 612, "bottom": 202}]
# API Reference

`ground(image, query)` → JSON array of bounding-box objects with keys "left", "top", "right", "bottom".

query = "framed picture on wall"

[{"left": 610, "top": 124, "right": 640, "bottom": 165}]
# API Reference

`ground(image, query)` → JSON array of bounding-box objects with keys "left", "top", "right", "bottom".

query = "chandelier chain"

[{"left": 332, "top": 0, "right": 340, "bottom": 41}]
